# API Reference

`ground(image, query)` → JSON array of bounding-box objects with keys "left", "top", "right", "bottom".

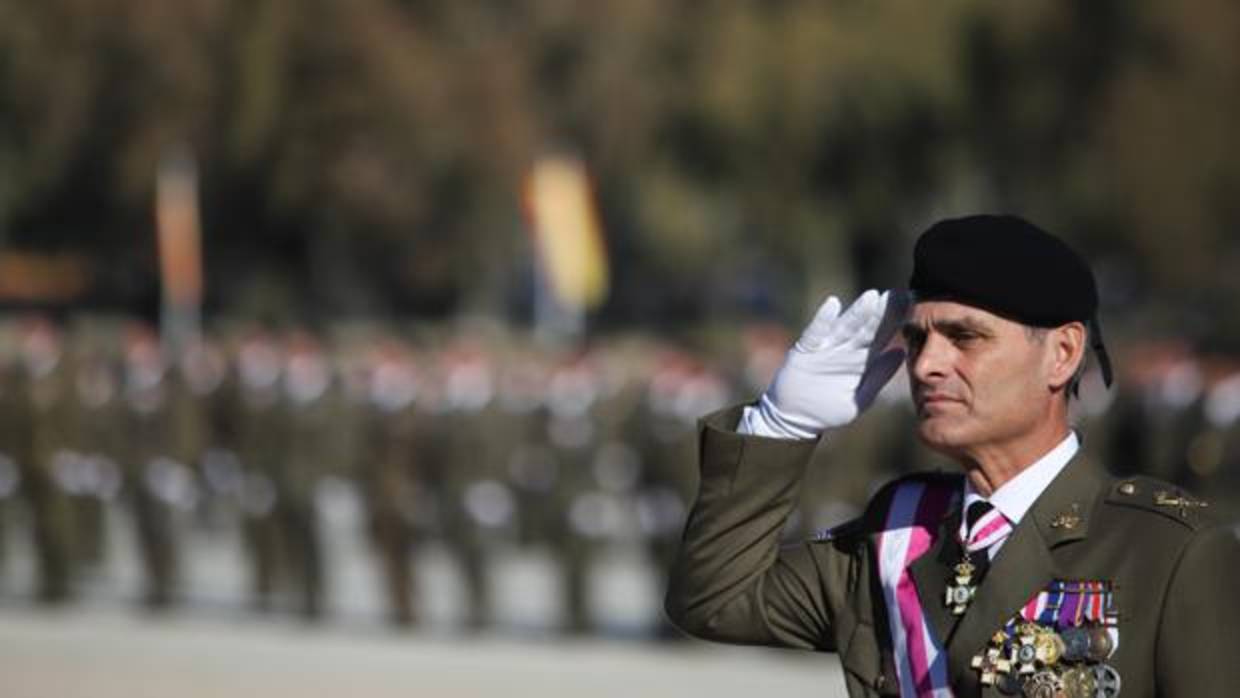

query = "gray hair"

[{"left": 1025, "top": 325, "right": 1089, "bottom": 399}]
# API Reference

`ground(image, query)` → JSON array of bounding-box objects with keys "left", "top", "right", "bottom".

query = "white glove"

[{"left": 739, "top": 289, "right": 907, "bottom": 439}]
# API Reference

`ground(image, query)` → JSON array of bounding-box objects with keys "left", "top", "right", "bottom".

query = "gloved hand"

[{"left": 739, "top": 289, "right": 908, "bottom": 439}]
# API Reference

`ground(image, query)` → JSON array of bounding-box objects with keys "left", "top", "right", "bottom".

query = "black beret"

[{"left": 909, "top": 214, "right": 1112, "bottom": 387}]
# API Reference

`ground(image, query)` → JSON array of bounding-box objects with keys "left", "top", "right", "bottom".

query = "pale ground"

[
  {"left": 0, "top": 490, "right": 848, "bottom": 698},
  {"left": 0, "top": 605, "right": 846, "bottom": 698}
]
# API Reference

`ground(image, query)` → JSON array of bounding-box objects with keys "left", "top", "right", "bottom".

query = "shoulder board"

[{"left": 1104, "top": 476, "right": 1213, "bottom": 530}]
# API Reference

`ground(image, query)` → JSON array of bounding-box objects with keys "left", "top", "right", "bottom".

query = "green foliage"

[{"left": 0, "top": 0, "right": 1236, "bottom": 344}]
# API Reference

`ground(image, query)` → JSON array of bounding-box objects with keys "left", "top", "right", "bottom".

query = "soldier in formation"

[{"left": 0, "top": 311, "right": 1234, "bottom": 649}]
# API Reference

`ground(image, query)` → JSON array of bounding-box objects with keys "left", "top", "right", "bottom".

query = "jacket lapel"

[{"left": 945, "top": 456, "right": 1106, "bottom": 689}]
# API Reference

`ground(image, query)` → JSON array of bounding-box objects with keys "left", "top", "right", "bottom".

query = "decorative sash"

[{"left": 876, "top": 481, "right": 959, "bottom": 698}]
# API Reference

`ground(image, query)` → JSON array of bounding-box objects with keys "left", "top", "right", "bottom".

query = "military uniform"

[
  {"left": 67, "top": 344, "right": 125, "bottom": 568},
  {"left": 234, "top": 332, "right": 286, "bottom": 611},
  {"left": 666, "top": 406, "right": 1240, "bottom": 697},
  {"left": 120, "top": 328, "right": 187, "bottom": 609},
  {"left": 430, "top": 344, "right": 510, "bottom": 629},
  {"left": 357, "top": 343, "right": 428, "bottom": 627},
  {"left": 16, "top": 320, "right": 77, "bottom": 602},
  {"left": 0, "top": 334, "right": 28, "bottom": 581},
  {"left": 180, "top": 339, "right": 243, "bottom": 531}
]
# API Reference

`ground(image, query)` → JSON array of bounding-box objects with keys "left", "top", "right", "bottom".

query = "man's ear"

[{"left": 1046, "top": 321, "right": 1086, "bottom": 391}]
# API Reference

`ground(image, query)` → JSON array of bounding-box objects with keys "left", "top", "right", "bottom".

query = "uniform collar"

[{"left": 961, "top": 431, "right": 1079, "bottom": 534}]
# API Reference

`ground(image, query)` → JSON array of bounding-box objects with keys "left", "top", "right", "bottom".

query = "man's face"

[{"left": 901, "top": 301, "right": 1055, "bottom": 458}]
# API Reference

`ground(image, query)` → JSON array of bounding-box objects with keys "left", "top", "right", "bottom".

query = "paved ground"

[
  {"left": 0, "top": 497, "right": 848, "bottom": 698},
  {"left": 0, "top": 605, "right": 847, "bottom": 698}
]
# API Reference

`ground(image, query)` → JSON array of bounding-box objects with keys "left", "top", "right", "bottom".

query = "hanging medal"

[
  {"left": 946, "top": 557, "right": 979, "bottom": 615},
  {"left": 947, "top": 501, "right": 1013, "bottom": 614}
]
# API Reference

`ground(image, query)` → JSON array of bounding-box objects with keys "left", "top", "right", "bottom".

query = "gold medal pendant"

[
  {"left": 945, "top": 559, "right": 977, "bottom": 615},
  {"left": 1060, "top": 666, "right": 1098, "bottom": 698},
  {"left": 1032, "top": 626, "right": 1065, "bottom": 666},
  {"left": 1021, "top": 670, "right": 1063, "bottom": 698}
]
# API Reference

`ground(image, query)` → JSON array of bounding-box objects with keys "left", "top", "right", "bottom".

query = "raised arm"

[{"left": 665, "top": 290, "right": 907, "bottom": 649}]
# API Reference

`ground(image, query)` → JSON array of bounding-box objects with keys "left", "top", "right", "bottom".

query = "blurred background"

[{"left": 1, "top": 1, "right": 1239, "bottom": 695}]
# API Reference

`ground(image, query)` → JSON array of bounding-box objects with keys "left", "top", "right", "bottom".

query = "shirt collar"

[{"left": 961, "top": 431, "right": 1080, "bottom": 531}]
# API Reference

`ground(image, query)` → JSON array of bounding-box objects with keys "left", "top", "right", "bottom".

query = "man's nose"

[{"left": 910, "top": 334, "right": 950, "bottom": 384}]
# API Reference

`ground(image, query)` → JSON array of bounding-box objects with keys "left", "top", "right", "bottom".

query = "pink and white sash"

[{"left": 876, "top": 481, "right": 959, "bottom": 698}]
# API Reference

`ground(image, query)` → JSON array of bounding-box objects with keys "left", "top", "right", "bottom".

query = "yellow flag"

[{"left": 523, "top": 155, "right": 609, "bottom": 311}]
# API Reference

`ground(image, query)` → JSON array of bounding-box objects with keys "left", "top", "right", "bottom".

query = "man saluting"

[{"left": 665, "top": 215, "right": 1240, "bottom": 697}]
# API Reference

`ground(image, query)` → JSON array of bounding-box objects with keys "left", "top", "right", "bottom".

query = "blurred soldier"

[
  {"left": 500, "top": 347, "right": 556, "bottom": 549},
  {"left": 577, "top": 341, "right": 659, "bottom": 633},
  {"left": 1200, "top": 367, "right": 1240, "bottom": 517},
  {"left": 1163, "top": 362, "right": 1240, "bottom": 513},
  {"left": 636, "top": 350, "right": 703, "bottom": 567},
  {"left": 0, "top": 324, "right": 24, "bottom": 580},
  {"left": 121, "top": 322, "right": 198, "bottom": 609},
  {"left": 278, "top": 329, "right": 336, "bottom": 620},
  {"left": 65, "top": 334, "right": 125, "bottom": 568},
  {"left": 543, "top": 348, "right": 608, "bottom": 634},
  {"left": 234, "top": 327, "right": 285, "bottom": 611},
  {"left": 357, "top": 338, "right": 426, "bottom": 626},
  {"left": 0, "top": 449, "right": 17, "bottom": 575},
  {"left": 1098, "top": 385, "right": 1153, "bottom": 480},
  {"left": 431, "top": 339, "right": 508, "bottom": 630},
  {"left": 1126, "top": 342, "right": 1202, "bottom": 483},
  {"left": 13, "top": 316, "right": 76, "bottom": 602},
  {"left": 178, "top": 336, "right": 243, "bottom": 531},
  {"left": 1158, "top": 356, "right": 1208, "bottom": 488},
  {"left": 634, "top": 346, "right": 732, "bottom": 637}
]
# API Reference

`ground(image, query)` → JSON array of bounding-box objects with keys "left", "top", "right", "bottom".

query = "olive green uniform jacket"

[{"left": 665, "top": 406, "right": 1240, "bottom": 697}]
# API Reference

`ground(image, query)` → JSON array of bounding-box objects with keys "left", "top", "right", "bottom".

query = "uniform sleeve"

[
  {"left": 1155, "top": 522, "right": 1240, "bottom": 696},
  {"left": 663, "top": 405, "right": 863, "bottom": 651}
]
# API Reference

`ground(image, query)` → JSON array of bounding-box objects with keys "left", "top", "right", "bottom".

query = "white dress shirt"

[{"left": 960, "top": 431, "right": 1080, "bottom": 560}]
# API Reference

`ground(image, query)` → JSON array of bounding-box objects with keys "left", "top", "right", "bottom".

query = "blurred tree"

[{"left": 0, "top": 0, "right": 1236, "bottom": 344}]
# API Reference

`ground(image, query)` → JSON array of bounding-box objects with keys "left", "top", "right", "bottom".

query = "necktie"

[{"left": 962, "top": 500, "right": 1013, "bottom": 579}]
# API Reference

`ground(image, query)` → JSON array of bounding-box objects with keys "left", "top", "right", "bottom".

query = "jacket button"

[{"left": 873, "top": 675, "right": 887, "bottom": 691}]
